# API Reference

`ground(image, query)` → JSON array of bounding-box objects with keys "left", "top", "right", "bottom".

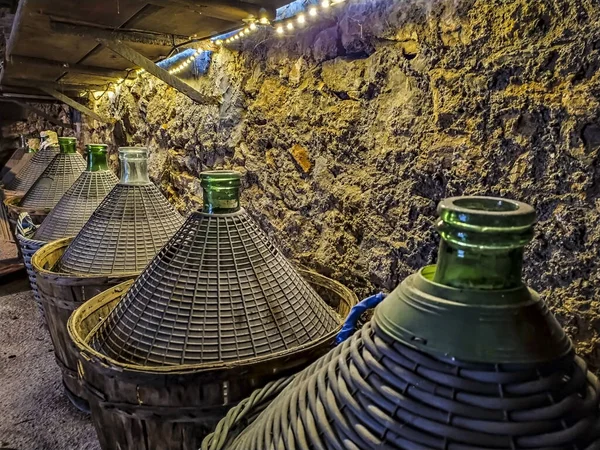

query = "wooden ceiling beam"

[
  {"left": 6, "top": 55, "right": 127, "bottom": 79},
  {"left": 144, "top": 0, "right": 275, "bottom": 22},
  {"left": 40, "top": 87, "right": 112, "bottom": 124},
  {"left": 50, "top": 19, "right": 191, "bottom": 47},
  {"left": 3, "top": 99, "right": 75, "bottom": 129},
  {"left": 98, "top": 39, "right": 221, "bottom": 105},
  {"left": 5, "top": 78, "right": 106, "bottom": 92}
]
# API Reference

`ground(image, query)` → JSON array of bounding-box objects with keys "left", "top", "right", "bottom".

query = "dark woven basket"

[
  {"left": 32, "top": 237, "right": 141, "bottom": 412},
  {"left": 16, "top": 221, "right": 47, "bottom": 320},
  {"left": 0, "top": 147, "right": 25, "bottom": 179},
  {"left": 68, "top": 271, "right": 356, "bottom": 450},
  {"left": 58, "top": 183, "right": 185, "bottom": 274},
  {"left": 91, "top": 209, "right": 342, "bottom": 367},
  {"left": 4, "top": 146, "right": 59, "bottom": 192},
  {"left": 20, "top": 152, "right": 86, "bottom": 209},
  {"left": 1, "top": 150, "right": 32, "bottom": 188},
  {"left": 34, "top": 170, "right": 118, "bottom": 242}
]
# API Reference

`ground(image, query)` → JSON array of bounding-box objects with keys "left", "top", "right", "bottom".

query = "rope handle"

[
  {"left": 16, "top": 212, "right": 38, "bottom": 239},
  {"left": 335, "top": 292, "right": 386, "bottom": 345}
]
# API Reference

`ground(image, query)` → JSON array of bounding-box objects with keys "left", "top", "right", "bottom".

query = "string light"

[
  {"left": 322, "top": 0, "right": 330, "bottom": 7},
  {"left": 286, "top": 22, "right": 294, "bottom": 30},
  {"left": 309, "top": 6, "right": 318, "bottom": 16},
  {"left": 297, "top": 14, "right": 306, "bottom": 24}
]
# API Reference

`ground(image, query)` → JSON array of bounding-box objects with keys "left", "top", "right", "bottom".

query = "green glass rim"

[
  {"left": 200, "top": 170, "right": 241, "bottom": 180},
  {"left": 437, "top": 196, "right": 536, "bottom": 232},
  {"left": 58, "top": 137, "right": 77, "bottom": 144},
  {"left": 86, "top": 144, "right": 108, "bottom": 151}
]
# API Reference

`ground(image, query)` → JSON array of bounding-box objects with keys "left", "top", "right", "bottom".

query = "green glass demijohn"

[
  {"left": 58, "top": 136, "right": 77, "bottom": 154},
  {"left": 201, "top": 170, "right": 241, "bottom": 214},
  {"left": 86, "top": 144, "right": 109, "bottom": 172},
  {"left": 375, "top": 196, "right": 571, "bottom": 364}
]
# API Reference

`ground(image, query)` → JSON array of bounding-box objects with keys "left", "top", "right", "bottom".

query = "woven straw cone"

[
  {"left": 91, "top": 208, "right": 342, "bottom": 367},
  {"left": 58, "top": 183, "right": 184, "bottom": 275},
  {"left": 2, "top": 151, "right": 34, "bottom": 188},
  {"left": 20, "top": 152, "right": 86, "bottom": 209},
  {"left": 4, "top": 146, "right": 59, "bottom": 192},
  {"left": 0, "top": 147, "right": 25, "bottom": 179},
  {"left": 35, "top": 170, "right": 118, "bottom": 242}
]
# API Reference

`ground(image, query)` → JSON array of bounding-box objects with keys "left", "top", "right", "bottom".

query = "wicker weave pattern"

[
  {"left": 34, "top": 170, "right": 119, "bottom": 241},
  {"left": 20, "top": 153, "right": 86, "bottom": 209},
  {"left": 1, "top": 147, "right": 25, "bottom": 178},
  {"left": 5, "top": 146, "right": 59, "bottom": 192},
  {"left": 91, "top": 209, "right": 340, "bottom": 367},
  {"left": 58, "top": 183, "right": 184, "bottom": 274},
  {"left": 2, "top": 152, "right": 34, "bottom": 187}
]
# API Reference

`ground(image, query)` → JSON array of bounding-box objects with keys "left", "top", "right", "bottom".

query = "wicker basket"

[
  {"left": 4, "top": 145, "right": 59, "bottom": 192},
  {"left": 68, "top": 271, "right": 356, "bottom": 450},
  {"left": 4, "top": 195, "right": 51, "bottom": 255},
  {"left": 16, "top": 222, "right": 47, "bottom": 319},
  {"left": 32, "top": 237, "right": 141, "bottom": 412}
]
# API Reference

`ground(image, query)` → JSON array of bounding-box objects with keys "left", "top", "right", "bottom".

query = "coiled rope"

[{"left": 204, "top": 321, "right": 600, "bottom": 450}]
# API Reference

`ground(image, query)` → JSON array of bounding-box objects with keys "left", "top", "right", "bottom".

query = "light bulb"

[
  {"left": 297, "top": 14, "right": 306, "bottom": 24},
  {"left": 309, "top": 6, "right": 318, "bottom": 16},
  {"left": 244, "top": 28, "right": 250, "bottom": 34},
  {"left": 287, "top": 22, "right": 294, "bottom": 30},
  {"left": 259, "top": 17, "right": 269, "bottom": 24},
  {"left": 215, "top": 39, "right": 223, "bottom": 45},
  {"left": 276, "top": 25, "right": 284, "bottom": 34},
  {"left": 322, "top": 0, "right": 330, "bottom": 7},
  {"left": 250, "top": 22, "right": 257, "bottom": 30}
]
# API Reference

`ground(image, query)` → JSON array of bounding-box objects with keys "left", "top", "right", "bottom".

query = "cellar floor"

[{"left": 0, "top": 274, "right": 100, "bottom": 450}]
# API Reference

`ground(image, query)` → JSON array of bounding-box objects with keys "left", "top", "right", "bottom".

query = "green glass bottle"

[
  {"left": 375, "top": 195, "right": 570, "bottom": 364},
  {"left": 118, "top": 147, "right": 151, "bottom": 185},
  {"left": 433, "top": 197, "right": 536, "bottom": 290},
  {"left": 86, "top": 144, "right": 109, "bottom": 172},
  {"left": 201, "top": 170, "right": 241, "bottom": 214},
  {"left": 58, "top": 137, "right": 77, "bottom": 154}
]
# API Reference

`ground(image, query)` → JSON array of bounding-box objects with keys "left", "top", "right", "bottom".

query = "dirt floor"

[{"left": 0, "top": 267, "right": 100, "bottom": 450}]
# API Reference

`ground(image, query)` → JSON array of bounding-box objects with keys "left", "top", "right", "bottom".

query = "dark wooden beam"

[
  {"left": 4, "top": 0, "right": 27, "bottom": 59},
  {"left": 98, "top": 39, "right": 220, "bottom": 105},
  {"left": 5, "top": 78, "right": 106, "bottom": 92},
  {"left": 50, "top": 20, "right": 190, "bottom": 47},
  {"left": 144, "top": 0, "right": 275, "bottom": 22},
  {"left": 40, "top": 88, "right": 112, "bottom": 124},
  {"left": 4, "top": 99, "right": 75, "bottom": 129},
  {"left": 6, "top": 55, "right": 127, "bottom": 79}
]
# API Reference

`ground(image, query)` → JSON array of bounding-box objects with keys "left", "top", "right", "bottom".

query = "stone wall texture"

[{"left": 12, "top": 0, "right": 600, "bottom": 369}]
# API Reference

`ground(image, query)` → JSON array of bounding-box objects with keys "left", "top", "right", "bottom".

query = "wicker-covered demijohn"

[
  {"left": 68, "top": 170, "right": 355, "bottom": 450},
  {"left": 4, "top": 143, "right": 59, "bottom": 193},
  {"left": 19, "top": 137, "right": 86, "bottom": 209},
  {"left": 205, "top": 196, "right": 600, "bottom": 450},
  {"left": 33, "top": 146, "right": 183, "bottom": 412},
  {"left": 35, "top": 144, "right": 118, "bottom": 242},
  {"left": 2, "top": 148, "right": 35, "bottom": 188}
]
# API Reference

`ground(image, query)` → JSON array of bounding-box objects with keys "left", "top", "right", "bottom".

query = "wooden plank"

[
  {"left": 4, "top": 99, "right": 75, "bottom": 129},
  {"left": 4, "top": 0, "right": 27, "bottom": 58},
  {"left": 98, "top": 39, "right": 220, "bottom": 105},
  {"left": 40, "top": 88, "right": 112, "bottom": 124},
  {"left": 6, "top": 78, "right": 106, "bottom": 91},
  {"left": 50, "top": 20, "right": 191, "bottom": 47},
  {"left": 143, "top": 0, "right": 272, "bottom": 22},
  {"left": 7, "top": 55, "right": 127, "bottom": 79}
]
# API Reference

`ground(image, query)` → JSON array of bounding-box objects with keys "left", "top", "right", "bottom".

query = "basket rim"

[
  {"left": 31, "top": 236, "right": 142, "bottom": 281},
  {"left": 4, "top": 195, "right": 52, "bottom": 214},
  {"left": 68, "top": 270, "right": 357, "bottom": 375}
]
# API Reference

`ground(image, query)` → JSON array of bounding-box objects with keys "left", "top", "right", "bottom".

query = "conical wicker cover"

[
  {"left": 20, "top": 153, "right": 86, "bottom": 209},
  {"left": 90, "top": 208, "right": 340, "bottom": 367},
  {"left": 2, "top": 151, "right": 34, "bottom": 187},
  {"left": 34, "top": 170, "right": 119, "bottom": 242},
  {"left": 1, "top": 147, "right": 25, "bottom": 178},
  {"left": 4, "top": 146, "right": 59, "bottom": 192},
  {"left": 57, "top": 183, "right": 184, "bottom": 275}
]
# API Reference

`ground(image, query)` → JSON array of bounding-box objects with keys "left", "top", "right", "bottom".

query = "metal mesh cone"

[
  {"left": 34, "top": 170, "right": 119, "bottom": 242},
  {"left": 20, "top": 153, "right": 86, "bottom": 209},
  {"left": 4, "top": 146, "right": 59, "bottom": 192},
  {"left": 57, "top": 183, "right": 184, "bottom": 275},
  {"left": 1, "top": 147, "right": 25, "bottom": 178},
  {"left": 2, "top": 152, "right": 34, "bottom": 187},
  {"left": 90, "top": 209, "right": 341, "bottom": 367}
]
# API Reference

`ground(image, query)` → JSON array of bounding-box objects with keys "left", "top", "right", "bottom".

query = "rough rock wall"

[{"left": 81, "top": 0, "right": 600, "bottom": 369}]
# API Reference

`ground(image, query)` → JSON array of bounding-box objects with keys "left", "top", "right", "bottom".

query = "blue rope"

[{"left": 335, "top": 292, "right": 386, "bottom": 345}]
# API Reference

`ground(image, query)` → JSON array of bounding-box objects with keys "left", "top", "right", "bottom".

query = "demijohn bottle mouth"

[
  {"left": 86, "top": 144, "right": 109, "bottom": 172},
  {"left": 118, "top": 147, "right": 151, "bottom": 185},
  {"left": 200, "top": 170, "right": 241, "bottom": 214},
  {"left": 58, "top": 137, "right": 77, "bottom": 154}
]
